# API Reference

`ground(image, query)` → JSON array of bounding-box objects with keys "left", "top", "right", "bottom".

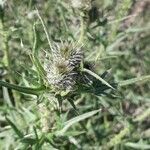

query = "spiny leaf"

[
  {"left": 0, "top": 80, "right": 45, "bottom": 95},
  {"left": 83, "top": 68, "right": 115, "bottom": 90}
]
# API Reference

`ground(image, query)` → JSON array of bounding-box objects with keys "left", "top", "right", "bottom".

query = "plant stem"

[
  {"left": 78, "top": 16, "right": 85, "bottom": 44},
  {"left": 36, "top": 8, "right": 53, "bottom": 50},
  {"left": 32, "top": 23, "right": 46, "bottom": 83}
]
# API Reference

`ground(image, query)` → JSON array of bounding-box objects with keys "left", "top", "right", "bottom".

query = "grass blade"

[
  {"left": 6, "top": 117, "right": 23, "bottom": 138},
  {"left": 133, "top": 107, "right": 150, "bottom": 122},
  {"left": 119, "top": 75, "right": 150, "bottom": 87},
  {"left": 36, "top": 8, "right": 52, "bottom": 50},
  {"left": 32, "top": 23, "right": 46, "bottom": 81}
]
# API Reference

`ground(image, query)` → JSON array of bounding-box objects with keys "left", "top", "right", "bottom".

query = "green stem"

[
  {"left": 0, "top": 80, "right": 45, "bottom": 95},
  {"left": 78, "top": 16, "right": 85, "bottom": 44},
  {"left": 32, "top": 23, "right": 46, "bottom": 81},
  {"left": 36, "top": 8, "right": 52, "bottom": 50}
]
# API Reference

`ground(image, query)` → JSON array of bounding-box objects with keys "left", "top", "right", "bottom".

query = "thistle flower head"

[{"left": 44, "top": 41, "right": 83, "bottom": 90}]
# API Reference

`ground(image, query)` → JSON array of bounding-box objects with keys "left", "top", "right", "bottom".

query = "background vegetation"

[{"left": 0, "top": 0, "right": 150, "bottom": 149}]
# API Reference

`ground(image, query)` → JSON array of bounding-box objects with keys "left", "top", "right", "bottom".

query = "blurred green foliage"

[{"left": 0, "top": 0, "right": 150, "bottom": 149}]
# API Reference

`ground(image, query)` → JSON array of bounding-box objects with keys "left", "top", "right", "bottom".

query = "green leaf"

[
  {"left": 38, "top": 136, "right": 46, "bottom": 148},
  {"left": 126, "top": 26, "right": 150, "bottom": 33},
  {"left": 21, "top": 137, "right": 36, "bottom": 145},
  {"left": 0, "top": 80, "right": 45, "bottom": 95},
  {"left": 36, "top": 8, "right": 52, "bottom": 50},
  {"left": 133, "top": 107, "right": 150, "bottom": 122},
  {"left": 63, "top": 131, "right": 85, "bottom": 137},
  {"left": 106, "top": 34, "right": 127, "bottom": 51},
  {"left": 6, "top": 117, "right": 24, "bottom": 138},
  {"left": 56, "top": 109, "right": 101, "bottom": 136},
  {"left": 125, "top": 142, "right": 150, "bottom": 149},
  {"left": 33, "top": 126, "right": 39, "bottom": 140},
  {"left": 119, "top": 75, "right": 150, "bottom": 87},
  {"left": 107, "top": 126, "right": 130, "bottom": 148},
  {"left": 32, "top": 23, "right": 46, "bottom": 81},
  {"left": 67, "top": 98, "right": 78, "bottom": 112},
  {"left": 83, "top": 68, "right": 115, "bottom": 90}
]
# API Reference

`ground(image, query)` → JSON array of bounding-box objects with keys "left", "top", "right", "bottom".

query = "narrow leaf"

[
  {"left": 6, "top": 117, "right": 24, "bottom": 138},
  {"left": 36, "top": 8, "right": 52, "bottom": 50},
  {"left": 133, "top": 108, "right": 150, "bottom": 122},
  {"left": 119, "top": 75, "right": 150, "bottom": 87},
  {"left": 83, "top": 68, "right": 115, "bottom": 90},
  {"left": 125, "top": 142, "right": 150, "bottom": 149},
  {"left": 0, "top": 80, "right": 45, "bottom": 95},
  {"left": 32, "top": 23, "right": 46, "bottom": 79},
  {"left": 56, "top": 109, "right": 101, "bottom": 136}
]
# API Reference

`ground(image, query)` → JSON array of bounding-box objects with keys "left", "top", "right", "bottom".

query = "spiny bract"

[{"left": 44, "top": 41, "right": 83, "bottom": 90}]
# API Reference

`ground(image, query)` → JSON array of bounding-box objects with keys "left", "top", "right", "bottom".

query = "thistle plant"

[
  {"left": 44, "top": 41, "right": 83, "bottom": 91},
  {"left": 0, "top": 1, "right": 150, "bottom": 149}
]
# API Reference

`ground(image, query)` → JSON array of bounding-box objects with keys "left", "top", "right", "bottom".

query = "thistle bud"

[{"left": 44, "top": 41, "right": 83, "bottom": 91}]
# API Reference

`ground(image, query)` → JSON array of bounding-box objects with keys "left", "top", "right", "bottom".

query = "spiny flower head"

[{"left": 44, "top": 41, "right": 83, "bottom": 90}]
